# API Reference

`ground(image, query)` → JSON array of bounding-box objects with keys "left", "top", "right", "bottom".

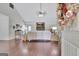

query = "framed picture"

[{"left": 36, "top": 22, "right": 45, "bottom": 31}]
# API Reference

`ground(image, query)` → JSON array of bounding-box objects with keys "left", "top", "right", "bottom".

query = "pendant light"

[{"left": 38, "top": 3, "right": 47, "bottom": 18}]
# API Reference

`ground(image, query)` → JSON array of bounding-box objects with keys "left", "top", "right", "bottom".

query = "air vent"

[{"left": 9, "top": 3, "right": 14, "bottom": 9}]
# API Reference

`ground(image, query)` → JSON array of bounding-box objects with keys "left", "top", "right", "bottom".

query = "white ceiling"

[{"left": 14, "top": 3, "right": 57, "bottom": 25}]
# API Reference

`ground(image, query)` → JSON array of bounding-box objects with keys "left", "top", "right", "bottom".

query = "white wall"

[
  {"left": 14, "top": 3, "right": 57, "bottom": 31},
  {"left": 0, "top": 13, "right": 9, "bottom": 40},
  {"left": 75, "top": 12, "right": 79, "bottom": 31},
  {"left": 9, "top": 6, "right": 24, "bottom": 39},
  {"left": 0, "top": 3, "right": 24, "bottom": 40},
  {"left": 0, "top": 3, "right": 57, "bottom": 39}
]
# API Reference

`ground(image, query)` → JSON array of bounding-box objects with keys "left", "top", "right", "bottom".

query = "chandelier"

[{"left": 37, "top": 3, "right": 47, "bottom": 18}]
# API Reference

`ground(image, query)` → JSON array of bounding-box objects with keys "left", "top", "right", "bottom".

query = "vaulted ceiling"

[{"left": 14, "top": 3, "right": 57, "bottom": 25}]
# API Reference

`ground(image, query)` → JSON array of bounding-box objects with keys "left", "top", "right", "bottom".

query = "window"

[{"left": 28, "top": 26, "right": 32, "bottom": 31}]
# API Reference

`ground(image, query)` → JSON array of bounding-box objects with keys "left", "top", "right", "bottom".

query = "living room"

[
  {"left": 0, "top": 3, "right": 60, "bottom": 56},
  {"left": 1, "top": 3, "right": 79, "bottom": 56}
]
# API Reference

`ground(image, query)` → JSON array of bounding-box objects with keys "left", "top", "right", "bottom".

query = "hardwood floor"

[
  {"left": 0, "top": 40, "right": 9, "bottom": 54},
  {"left": 0, "top": 33, "right": 61, "bottom": 56},
  {"left": 8, "top": 40, "right": 61, "bottom": 56}
]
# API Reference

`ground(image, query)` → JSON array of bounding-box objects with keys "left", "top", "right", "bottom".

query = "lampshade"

[{"left": 52, "top": 26, "right": 57, "bottom": 30}]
